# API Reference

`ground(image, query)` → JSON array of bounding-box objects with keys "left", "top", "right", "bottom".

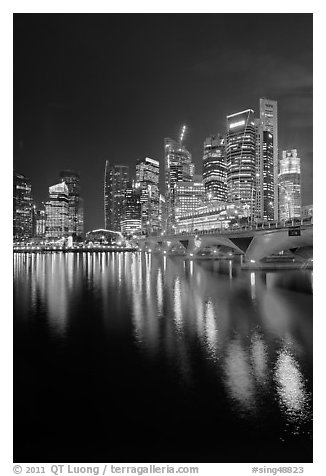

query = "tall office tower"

[
  {"left": 104, "top": 161, "right": 129, "bottom": 231},
  {"left": 136, "top": 157, "right": 160, "bottom": 236},
  {"left": 164, "top": 136, "right": 194, "bottom": 232},
  {"left": 121, "top": 182, "right": 142, "bottom": 237},
  {"left": 255, "top": 119, "right": 274, "bottom": 221},
  {"left": 279, "top": 149, "right": 301, "bottom": 220},
  {"left": 259, "top": 98, "right": 278, "bottom": 220},
  {"left": 226, "top": 109, "right": 256, "bottom": 218},
  {"left": 174, "top": 175, "right": 205, "bottom": 227},
  {"left": 35, "top": 207, "right": 46, "bottom": 237},
  {"left": 159, "top": 194, "right": 166, "bottom": 233},
  {"left": 203, "top": 134, "right": 227, "bottom": 201},
  {"left": 13, "top": 171, "right": 33, "bottom": 241},
  {"left": 60, "top": 170, "right": 84, "bottom": 238},
  {"left": 45, "top": 182, "right": 69, "bottom": 238}
]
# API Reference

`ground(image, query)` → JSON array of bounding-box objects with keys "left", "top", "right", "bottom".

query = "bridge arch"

[{"left": 245, "top": 228, "right": 313, "bottom": 262}]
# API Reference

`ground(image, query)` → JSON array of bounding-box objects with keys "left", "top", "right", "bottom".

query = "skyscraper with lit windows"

[
  {"left": 121, "top": 181, "right": 142, "bottom": 237},
  {"left": 226, "top": 109, "right": 256, "bottom": 218},
  {"left": 254, "top": 120, "right": 274, "bottom": 221},
  {"left": 45, "top": 182, "right": 69, "bottom": 239},
  {"left": 136, "top": 157, "right": 160, "bottom": 236},
  {"left": 259, "top": 98, "right": 278, "bottom": 220},
  {"left": 279, "top": 149, "right": 301, "bottom": 220},
  {"left": 203, "top": 134, "right": 227, "bottom": 201},
  {"left": 174, "top": 175, "right": 205, "bottom": 227},
  {"left": 164, "top": 136, "right": 194, "bottom": 232},
  {"left": 13, "top": 170, "right": 33, "bottom": 241},
  {"left": 60, "top": 170, "right": 84, "bottom": 238},
  {"left": 104, "top": 161, "right": 129, "bottom": 231}
]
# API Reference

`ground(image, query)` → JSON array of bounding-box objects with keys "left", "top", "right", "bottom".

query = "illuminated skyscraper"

[
  {"left": 45, "top": 182, "right": 69, "bottom": 238},
  {"left": 164, "top": 136, "right": 194, "bottom": 232},
  {"left": 104, "top": 161, "right": 129, "bottom": 231},
  {"left": 254, "top": 120, "right": 274, "bottom": 221},
  {"left": 60, "top": 170, "right": 84, "bottom": 238},
  {"left": 279, "top": 149, "right": 301, "bottom": 220},
  {"left": 174, "top": 176, "right": 205, "bottom": 231},
  {"left": 259, "top": 98, "right": 279, "bottom": 220},
  {"left": 13, "top": 171, "right": 33, "bottom": 241},
  {"left": 203, "top": 134, "right": 227, "bottom": 201},
  {"left": 121, "top": 181, "right": 142, "bottom": 237},
  {"left": 35, "top": 208, "right": 46, "bottom": 237},
  {"left": 136, "top": 157, "right": 160, "bottom": 236},
  {"left": 226, "top": 109, "right": 256, "bottom": 217}
]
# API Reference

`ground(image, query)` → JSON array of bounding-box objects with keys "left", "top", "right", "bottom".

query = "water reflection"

[
  {"left": 274, "top": 347, "right": 311, "bottom": 432},
  {"left": 224, "top": 338, "right": 257, "bottom": 414},
  {"left": 14, "top": 252, "right": 312, "bottom": 446}
]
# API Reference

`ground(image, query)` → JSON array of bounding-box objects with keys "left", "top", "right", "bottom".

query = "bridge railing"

[{"left": 171, "top": 217, "right": 313, "bottom": 238}]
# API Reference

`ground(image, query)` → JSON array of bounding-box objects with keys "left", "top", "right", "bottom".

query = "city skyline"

[{"left": 13, "top": 14, "right": 312, "bottom": 231}]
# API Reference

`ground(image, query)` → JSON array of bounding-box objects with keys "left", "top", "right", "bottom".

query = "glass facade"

[
  {"left": 279, "top": 150, "right": 301, "bottom": 220},
  {"left": 104, "top": 162, "right": 129, "bottom": 231},
  {"left": 136, "top": 157, "right": 160, "bottom": 236},
  {"left": 255, "top": 123, "right": 274, "bottom": 221},
  {"left": 121, "top": 182, "right": 142, "bottom": 237},
  {"left": 164, "top": 137, "right": 194, "bottom": 233},
  {"left": 13, "top": 171, "right": 33, "bottom": 241},
  {"left": 45, "top": 182, "right": 69, "bottom": 239},
  {"left": 259, "top": 98, "right": 278, "bottom": 220},
  {"left": 226, "top": 109, "right": 256, "bottom": 218},
  {"left": 175, "top": 178, "right": 205, "bottom": 232},
  {"left": 60, "top": 170, "right": 84, "bottom": 238},
  {"left": 35, "top": 208, "right": 46, "bottom": 237},
  {"left": 203, "top": 134, "right": 227, "bottom": 201}
]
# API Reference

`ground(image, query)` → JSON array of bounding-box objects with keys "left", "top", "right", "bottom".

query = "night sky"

[{"left": 13, "top": 14, "right": 313, "bottom": 231}]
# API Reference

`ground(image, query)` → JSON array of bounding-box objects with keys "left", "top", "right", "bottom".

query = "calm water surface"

[{"left": 14, "top": 252, "right": 313, "bottom": 463}]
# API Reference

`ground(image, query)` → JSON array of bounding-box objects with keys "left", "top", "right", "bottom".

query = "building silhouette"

[
  {"left": 13, "top": 170, "right": 33, "bottom": 241},
  {"left": 104, "top": 161, "right": 129, "bottom": 231}
]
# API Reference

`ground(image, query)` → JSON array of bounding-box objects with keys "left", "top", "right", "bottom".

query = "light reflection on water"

[
  {"left": 274, "top": 348, "right": 311, "bottom": 428},
  {"left": 14, "top": 252, "right": 313, "bottom": 461}
]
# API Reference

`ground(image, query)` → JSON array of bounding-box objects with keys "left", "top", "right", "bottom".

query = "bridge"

[{"left": 138, "top": 219, "right": 313, "bottom": 265}]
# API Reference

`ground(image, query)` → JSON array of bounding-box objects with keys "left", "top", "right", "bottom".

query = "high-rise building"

[
  {"left": 164, "top": 137, "right": 194, "bottom": 232},
  {"left": 175, "top": 176, "right": 205, "bottom": 230},
  {"left": 259, "top": 98, "right": 278, "bottom": 220},
  {"left": 121, "top": 182, "right": 142, "bottom": 237},
  {"left": 279, "top": 149, "right": 301, "bottom": 221},
  {"left": 104, "top": 162, "right": 129, "bottom": 231},
  {"left": 175, "top": 201, "right": 246, "bottom": 234},
  {"left": 254, "top": 120, "right": 274, "bottom": 221},
  {"left": 45, "top": 182, "right": 69, "bottom": 239},
  {"left": 60, "top": 170, "right": 84, "bottom": 238},
  {"left": 13, "top": 171, "right": 33, "bottom": 241},
  {"left": 35, "top": 205, "right": 46, "bottom": 237},
  {"left": 136, "top": 157, "right": 160, "bottom": 236},
  {"left": 301, "top": 204, "right": 313, "bottom": 219},
  {"left": 203, "top": 134, "right": 227, "bottom": 201},
  {"left": 159, "top": 194, "right": 166, "bottom": 233},
  {"left": 226, "top": 109, "right": 256, "bottom": 218}
]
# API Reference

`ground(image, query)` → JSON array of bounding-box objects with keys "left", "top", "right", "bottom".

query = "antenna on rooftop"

[{"left": 179, "top": 124, "right": 187, "bottom": 145}]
